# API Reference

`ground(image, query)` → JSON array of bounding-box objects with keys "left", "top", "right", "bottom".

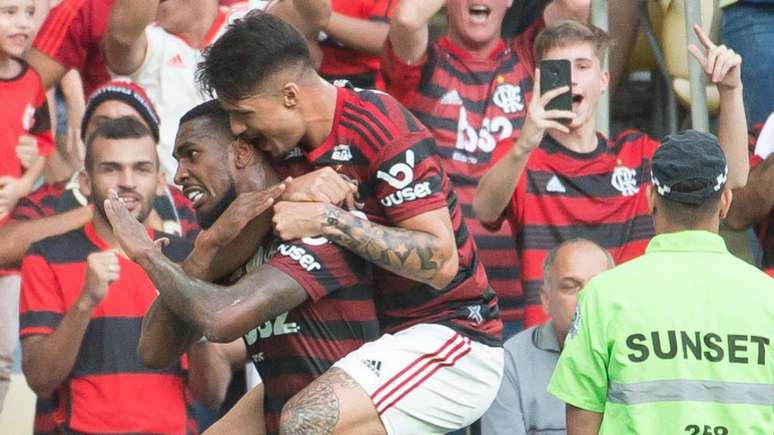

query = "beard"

[
  {"left": 196, "top": 182, "right": 238, "bottom": 229},
  {"left": 93, "top": 188, "right": 154, "bottom": 227}
]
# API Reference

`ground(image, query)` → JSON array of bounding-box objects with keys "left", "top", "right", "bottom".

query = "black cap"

[{"left": 651, "top": 130, "right": 728, "bottom": 205}]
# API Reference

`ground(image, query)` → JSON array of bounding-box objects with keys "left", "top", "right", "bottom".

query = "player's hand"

[
  {"left": 514, "top": 68, "right": 576, "bottom": 156},
  {"left": 281, "top": 167, "right": 358, "bottom": 209},
  {"left": 0, "top": 176, "right": 26, "bottom": 220},
  {"left": 81, "top": 250, "right": 120, "bottom": 306},
  {"left": 272, "top": 201, "right": 328, "bottom": 240},
  {"left": 16, "top": 136, "right": 39, "bottom": 169},
  {"left": 201, "top": 183, "right": 287, "bottom": 248},
  {"left": 103, "top": 190, "right": 166, "bottom": 262},
  {"left": 687, "top": 24, "right": 742, "bottom": 91}
]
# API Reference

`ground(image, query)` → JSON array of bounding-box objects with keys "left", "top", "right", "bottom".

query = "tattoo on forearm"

[
  {"left": 138, "top": 252, "right": 250, "bottom": 335},
  {"left": 320, "top": 205, "right": 445, "bottom": 285}
]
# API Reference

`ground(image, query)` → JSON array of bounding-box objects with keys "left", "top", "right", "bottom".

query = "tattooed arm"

[{"left": 273, "top": 202, "right": 459, "bottom": 290}]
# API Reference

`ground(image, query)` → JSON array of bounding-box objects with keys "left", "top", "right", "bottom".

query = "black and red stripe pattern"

[
  {"left": 32, "top": 0, "right": 113, "bottom": 96},
  {"left": 283, "top": 84, "right": 502, "bottom": 346},
  {"left": 503, "top": 130, "right": 659, "bottom": 326},
  {"left": 242, "top": 238, "right": 379, "bottom": 434},
  {"left": 11, "top": 178, "right": 199, "bottom": 241},
  {"left": 382, "top": 17, "right": 547, "bottom": 323},
  {"left": 20, "top": 223, "right": 192, "bottom": 434}
]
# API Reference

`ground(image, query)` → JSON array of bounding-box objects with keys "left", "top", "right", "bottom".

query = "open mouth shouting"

[
  {"left": 468, "top": 4, "right": 491, "bottom": 24},
  {"left": 183, "top": 185, "right": 208, "bottom": 209}
]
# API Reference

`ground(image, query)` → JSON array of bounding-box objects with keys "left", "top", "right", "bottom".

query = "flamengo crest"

[
  {"left": 492, "top": 83, "right": 524, "bottom": 114},
  {"left": 611, "top": 166, "right": 640, "bottom": 196}
]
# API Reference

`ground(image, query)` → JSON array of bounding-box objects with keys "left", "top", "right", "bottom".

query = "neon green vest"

[{"left": 549, "top": 231, "right": 774, "bottom": 434}]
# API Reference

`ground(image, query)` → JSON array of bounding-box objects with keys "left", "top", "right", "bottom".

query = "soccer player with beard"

[
  {"left": 105, "top": 101, "right": 380, "bottom": 435},
  {"left": 18, "top": 117, "right": 210, "bottom": 434},
  {"left": 197, "top": 12, "right": 503, "bottom": 434}
]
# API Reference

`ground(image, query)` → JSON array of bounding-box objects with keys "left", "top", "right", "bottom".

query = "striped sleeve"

[
  {"left": 32, "top": 0, "right": 89, "bottom": 69},
  {"left": 373, "top": 133, "right": 449, "bottom": 223},
  {"left": 268, "top": 238, "right": 371, "bottom": 303},
  {"left": 19, "top": 246, "right": 66, "bottom": 337}
]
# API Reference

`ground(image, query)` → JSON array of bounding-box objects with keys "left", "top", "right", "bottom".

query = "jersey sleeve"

[
  {"left": 367, "top": 0, "right": 397, "bottom": 22},
  {"left": 10, "top": 195, "right": 47, "bottom": 221},
  {"left": 267, "top": 235, "right": 372, "bottom": 303},
  {"left": 381, "top": 38, "right": 426, "bottom": 105},
  {"left": 32, "top": 0, "right": 90, "bottom": 70},
  {"left": 372, "top": 132, "right": 450, "bottom": 223},
  {"left": 19, "top": 244, "right": 66, "bottom": 338},
  {"left": 547, "top": 284, "right": 609, "bottom": 412}
]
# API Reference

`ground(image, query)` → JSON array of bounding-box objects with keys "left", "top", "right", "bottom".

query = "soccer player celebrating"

[
  {"left": 105, "top": 101, "right": 380, "bottom": 435},
  {"left": 197, "top": 11, "right": 504, "bottom": 434}
]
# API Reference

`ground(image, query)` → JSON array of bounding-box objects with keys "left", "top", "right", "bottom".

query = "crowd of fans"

[{"left": 0, "top": 0, "right": 772, "bottom": 434}]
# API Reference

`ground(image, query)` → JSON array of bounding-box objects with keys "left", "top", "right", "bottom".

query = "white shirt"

[{"left": 117, "top": 1, "right": 268, "bottom": 178}]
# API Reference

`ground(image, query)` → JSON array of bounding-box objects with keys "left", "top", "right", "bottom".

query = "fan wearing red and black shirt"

[
  {"left": 105, "top": 101, "right": 380, "bottom": 435},
  {"left": 475, "top": 21, "right": 750, "bottom": 326},
  {"left": 383, "top": 0, "right": 588, "bottom": 335},
  {"left": 18, "top": 117, "right": 218, "bottom": 434},
  {"left": 0, "top": 80, "right": 198, "bottom": 272},
  {"left": 198, "top": 12, "right": 504, "bottom": 434}
]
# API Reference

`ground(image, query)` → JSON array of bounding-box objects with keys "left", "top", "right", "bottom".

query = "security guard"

[{"left": 548, "top": 130, "right": 774, "bottom": 434}]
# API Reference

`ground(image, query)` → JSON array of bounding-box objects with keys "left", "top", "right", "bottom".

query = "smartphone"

[{"left": 539, "top": 59, "right": 572, "bottom": 122}]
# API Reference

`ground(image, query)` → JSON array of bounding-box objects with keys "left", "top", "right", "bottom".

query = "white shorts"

[{"left": 333, "top": 323, "right": 504, "bottom": 434}]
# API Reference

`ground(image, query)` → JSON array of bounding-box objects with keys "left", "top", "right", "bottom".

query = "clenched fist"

[{"left": 81, "top": 250, "right": 120, "bottom": 306}]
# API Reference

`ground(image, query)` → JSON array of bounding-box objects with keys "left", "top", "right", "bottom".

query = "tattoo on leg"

[{"left": 279, "top": 369, "right": 358, "bottom": 435}]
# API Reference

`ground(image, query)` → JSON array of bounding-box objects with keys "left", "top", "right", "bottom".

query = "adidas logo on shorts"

[{"left": 362, "top": 359, "right": 382, "bottom": 377}]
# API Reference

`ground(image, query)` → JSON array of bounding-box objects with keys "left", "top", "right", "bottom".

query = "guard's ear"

[{"left": 719, "top": 187, "right": 733, "bottom": 219}]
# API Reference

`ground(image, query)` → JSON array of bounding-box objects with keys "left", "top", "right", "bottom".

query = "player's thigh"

[
  {"left": 205, "top": 383, "right": 266, "bottom": 435},
  {"left": 279, "top": 367, "right": 386, "bottom": 435},
  {"left": 333, "top": 323, "right": 504, "bottom": 434}
]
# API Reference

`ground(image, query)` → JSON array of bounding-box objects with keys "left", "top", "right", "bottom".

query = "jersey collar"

[
  {"left": 533, "top": 322, "right": 561, "bottom": 353},
  {"left": 84, "top": 221, "right": 154, "bottom": 251},
  {"left": 646, "top": 230, "right": 728, "bottom": 255},
  {"left": 438, "top": 36, "right": 507, "bottom": 61},
  {"left": 306, "top": 85, "right": 347, "bottom": 163}
]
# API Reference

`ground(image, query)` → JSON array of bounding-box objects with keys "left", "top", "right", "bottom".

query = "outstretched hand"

[
  {"left": 104, "top": 190, "right": 167, "bottom": 262},
  {"left": 687, "top": 24, "right": 742, "bottom": 91}
]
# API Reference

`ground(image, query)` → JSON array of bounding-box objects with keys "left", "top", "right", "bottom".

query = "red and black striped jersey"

[
  {"left": 381, "top": 19, "right": 545, "bottom": 323},
  {"left": 11, "top": 175, "right": 199, "bottom": 241},
  {"left": 33, "top": 0, "right": 113, "bottom": 96},
  {"left": 20, "top": 223, "right": 192, "bottom": 434},
  {"left": 0, "top": 58, "right": 53, "bottom": 179},
  {"left": 500, "top": 130, "right": 659, "bottom": 326},
  {"left": 238, "top": 236, "right": 378, "bottom": 434},
  {"left": 281, "top": 84, "right": 502, "bottom": 345},
  {"left": 319, "top": 0, "right": 397, "bottom": 89}
]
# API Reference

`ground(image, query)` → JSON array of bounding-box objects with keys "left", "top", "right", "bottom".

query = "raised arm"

[
  {"left": 22, "top": 251, "right": 120, "bottom": 397},
  {"left": 388, "top": 0, "right": 445, "bottom": 64},
  {"left": 474, "top": 71, "right": 574, "bottom": 224},
  {"left": 137, "top": 187, "right": 284, "bottom": 368},
  {"left": 688, "top": 24, "right": 748, "bottom": 189},
  {"left": 104, "top": 0, "right": 157, "bottom": 75},
  {"left": 294, "top": 0, "right": 390, "bottom": 56}
]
